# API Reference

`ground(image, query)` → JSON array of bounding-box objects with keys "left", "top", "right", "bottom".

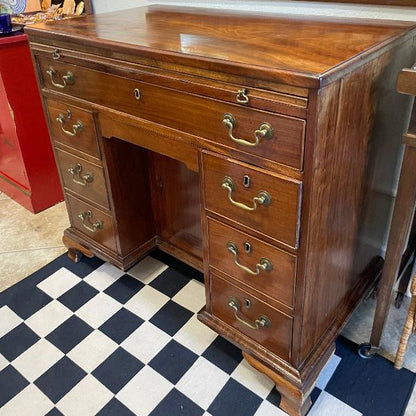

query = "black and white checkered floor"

[{"left": 1, "top": 252, "right": 415, "bottom": 416}]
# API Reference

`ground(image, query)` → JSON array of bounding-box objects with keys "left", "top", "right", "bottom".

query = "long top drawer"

[{"left": 37, "top": 56, "right": 306, "bottom": 170}]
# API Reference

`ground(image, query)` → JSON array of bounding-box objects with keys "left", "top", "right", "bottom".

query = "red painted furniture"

[{"left": 0, "top": 33, "right": 62, "bottom": 212}]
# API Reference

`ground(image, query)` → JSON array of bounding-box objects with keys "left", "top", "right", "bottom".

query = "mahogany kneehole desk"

[{"left": 26, "top": 7, "right": 416, "bottom": 415}]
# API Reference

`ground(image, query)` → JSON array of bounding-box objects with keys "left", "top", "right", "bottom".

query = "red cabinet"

[{"left": 0, "top": 33, "right": 62, "bottom": 212}]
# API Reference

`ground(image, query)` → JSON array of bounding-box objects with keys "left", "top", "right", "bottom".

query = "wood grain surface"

[{"left": 25, "top": 5, "right": 416, "bottom": 88}]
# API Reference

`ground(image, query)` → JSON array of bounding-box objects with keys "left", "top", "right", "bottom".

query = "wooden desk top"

[{"left": 25, "top": 5, "right": 416, "bottom": 88}]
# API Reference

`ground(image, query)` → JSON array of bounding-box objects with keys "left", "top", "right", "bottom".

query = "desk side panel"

[
  {"left": 100, "top": 137, "right": 156, "bottom": 257},
  {"left": 297, "top": 37, "right": 416, "bottom": 365}
]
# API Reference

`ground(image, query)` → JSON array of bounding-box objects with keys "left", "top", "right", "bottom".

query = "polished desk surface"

[{"left": 26, "top": 5, "right": 416, "bottom": 88}]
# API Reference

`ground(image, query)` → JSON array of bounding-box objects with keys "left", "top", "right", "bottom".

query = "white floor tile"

[
  {"left": 173, "top": 315, "right": 217, "bottom": 355},
  {"left": 0, "top": 384, "right": 54, "bottom": 416},
  {"left": 25, "top": 300, "right": 72, "bottom": 337},
  {"left": 307, "top": 391, "right": 362, "bottom": 416},
  {"left": 83, "top": 263, "right": 125, "bottom": 291},
  {"left": 36, "top": 267, "right": 82, "bottom": 298},
  {"left": 176, "top": 356, "right": 229, "bottom": 410},
  {"left": 315, "top": 354, "right": 342, "bottom": 390},
  {"left": 231, "top": 359, "right": 275, "bottom": 399},
  {"left": 172, "top": 279, "right": 206, "bottom": 313},
  {"left": 56, "top": 374, "right": 113, "bottom": 416},
  {"left": 121, "top": 321, "right": 171, "bottom": 364},
  {"left": 127, "top": 256, "right": 168, "bottom": 284},
  {"left": 124, "top": 285, "right": 169, "bottom": 320},
  {"left": 0, "top": 305, "right": 23, "bottom": 337},
  {"left": 75, "top": 292, "right": 122, "bottom": 328},
  {"left": 67, "top": 330, "right": 118, "bottom": 372},
  {"left": 0, "top": 353, "right": 8, "bottom": 371},
  {"left": 116, "top": 366, "right": 173, "bottom": 416},
  {"left": 11, "top": 339, "right": 64, "bottom": 382},
  {"left": 254, "top": 400, "right": 288, "bottom": 416}
]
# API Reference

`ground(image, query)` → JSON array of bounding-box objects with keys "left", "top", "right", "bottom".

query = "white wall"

[{"left": 92, "top": 0, "right": 416, "bottom": 20}]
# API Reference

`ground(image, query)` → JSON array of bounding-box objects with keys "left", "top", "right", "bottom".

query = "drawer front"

[
  {"left": 211, "top": 272, "right": 292, "bottom": 361},
  {"left": 208, "top": 218, "right": 296, "bottom": 309},
  {"left": 38, "top": 57, "right": 305, "bottom": 170},
  {"left": 45, "top": 98, "right": 99, "bottom": 159},
  {"left": 55, "top": 148, "right": 109, "bottom": 209},
  {"left": 66, "top": 194, "right": 117, "bottom": 252},
  {"left": 202, "top": 152, "right": 301, "bottom": 248}
]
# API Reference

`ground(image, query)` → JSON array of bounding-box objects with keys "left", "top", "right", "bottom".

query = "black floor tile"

[
  {"left": 0, "top": 365, "right": 29, "bottom": 407},
  {"left": 104, "top": 275, "right": 144, "bottom": 304},
  {"left": 149, "top": 268, "right": 191, "bottom": 298},
  {"left": 45, "top": 408, "right": 64, "bottom": 416},
  {"left": 99, "top": 308, "right": 144, "bottom": 344},
  {"left": 208, "top": 378, "right": 262, "bottom": 416},
  {"left": 58, "top": 281, "right": 99, "bottom": 312},
  {"left": 96, "top": 398, "right": 136, "bottom": 415},
  {"left": 202, "top": 336, "right": 243, "bottom": 375},
  {"left": 149, "top": 340, "right": 198, "bottom": 384},
  {"left": 265, "top": 387, "right": 281, "bottom": 407},
  {"left": 92, "top": 347, "right": 144, "bottom": 394},
  {"left": 0, "top": 323, "right": 40, "bottom": 361},
  {"left": 1, "top": 286, "right": 52, "bottom": 320},
  {"left": 149, "top": 300, "right": 193, "bottom": 336},
  {"left": 150, "top": 250, "right": 204, "bottom": 284},
  {"left": 46, "top": 315, "right": 94, "bottom": 354},
  {"left": 34, "top": 357, "right": 87, "bottom": 403},
  {"left": 149, "top": 388, "right": 204, "bottom": 416}
]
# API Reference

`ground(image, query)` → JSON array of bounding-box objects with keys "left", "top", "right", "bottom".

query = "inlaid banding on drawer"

[
  {"left": 208, "top": 219, "right": 296, "bottom": 309},
  {"left": 55, "top": 148, "right": 110, "bottom": 209},
  {"left": 45, "top": 98, "right": 99, "bottom": 159},
  {"left": 66, "top": 194, "right": 117, "bottom": 252},
  {"left": 211, "top": 272, "right": 292, "bottom": 362},
  {"left": 202, "top": 152, "right": 302, "bottom": 249},
  {"left": 38, "top": 57, "right": 305, "bottom": 170}
]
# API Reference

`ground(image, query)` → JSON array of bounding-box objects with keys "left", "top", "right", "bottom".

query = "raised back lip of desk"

[{"left": 24, "top": 5, "right": 416, "bottom": 89}]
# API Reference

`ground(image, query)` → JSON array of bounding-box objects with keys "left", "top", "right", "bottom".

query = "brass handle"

[
  {"left": 56, "top": 113, "right": 83, "bottom": 137},
  {"left": 222, "top": 113, "right": 273, "bottom": 147},
  {"left": 78, "top": 210, "right": 103, "bottom": 233},
  {"left": 226, "top": 242, "right": 273, "bottom": 275},
  {"left": 228, "top": 297, "right": 271, "bottom": 330},
  {"left": 68, "top": 164, "right": 94, "bottom": 186},
  {"left": 222, "top": 176, "right": 271, "bottom": 211},
  {"left": 52, "top": 49, "right": 60, "bottom": 60},
  {"left": 236, "top": 88, "right": 249, "bottom": 104},
  {"left": 46, "top": 66, "right": 74, "bottom": 89}
]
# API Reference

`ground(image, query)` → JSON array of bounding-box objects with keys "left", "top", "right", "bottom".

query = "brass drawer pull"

[
  {"left": 222, "top": 113, "right": 273, "bottom": 147},
  {"left": 228, "top": 297, "right": 271, "bottom": 330},
  {"left": 68, "top": 163, "right": 94, "bottom": 186},
  {"left": 46, "top": 66, "right": 74, "bottom": 89},
  {"left": 226, "top": 242, "right": 273, "bottom": 275},
  {"left": 78, "top": 210, "right": 103, "bottom": 233},
  {"left": 222, "top": 176, "right": 271, "bottom": 211},
  {"left": 236, "top": 88, "right": 249, "bottom": 104},
  {"left": 56, "top": 113, "right": 83, "bottom": 136}
]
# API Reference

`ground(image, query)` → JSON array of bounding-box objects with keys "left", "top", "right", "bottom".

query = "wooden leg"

[
  {"left": 63, "top": 235, "right": 94, "bottom": 263},
  {"left": 394, "top": 275, "right": 416, "bottom": 369},
  {"left": 370, "top": 146, "right": 416, "bottom": 347},
  {"left": 243, "top": 352, "right": 312, "bottom": 416}
]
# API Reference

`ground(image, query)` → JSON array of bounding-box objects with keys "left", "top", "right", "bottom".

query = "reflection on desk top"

[{"left": 25, "top": 5, "right": 416, "bottom": 88}]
